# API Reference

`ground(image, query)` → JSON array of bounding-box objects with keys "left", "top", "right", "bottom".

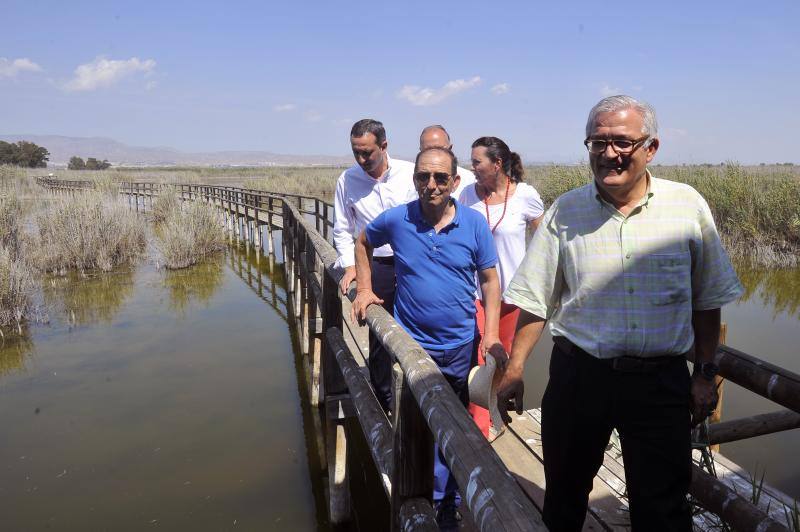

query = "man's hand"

[
  {"left": 496, "top": 361, "right": 524, "bottom": 423},
  {"left": 690, "top": 374, "right": 720, "bottom": 427},
  {"left": 483, "top": 337, "right": 508, "bottom": 372},
  {"left": 350, "top": 289, "right": 384, "bottom": 325},
  {"left": 339, "top": 266, "right": 357, "bottom": 296}
]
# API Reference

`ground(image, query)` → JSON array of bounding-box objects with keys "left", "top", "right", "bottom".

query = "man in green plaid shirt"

[{"left": 497, "top": 95, "right": 743, "bottom": 531}]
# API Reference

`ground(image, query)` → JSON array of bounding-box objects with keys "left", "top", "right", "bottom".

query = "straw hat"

[{"left": 468, "top": 354, "right": 507, "bottom": 442}]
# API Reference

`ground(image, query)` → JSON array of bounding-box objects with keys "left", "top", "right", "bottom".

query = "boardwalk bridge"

[{"left": 36, "top": 177, "right": 800, "bottom": 531}]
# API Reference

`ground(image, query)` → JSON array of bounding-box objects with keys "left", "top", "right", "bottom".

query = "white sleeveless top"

[{"left": 458, "top": 182, "right": 544, "bottom": 301}]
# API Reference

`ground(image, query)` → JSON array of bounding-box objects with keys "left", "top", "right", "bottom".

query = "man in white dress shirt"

[
  {"left": 333, "top": 118, "right": 416, "bottom": 412},
  {"left": 419, "top": 124, "right": 476, "bottom": 198}
]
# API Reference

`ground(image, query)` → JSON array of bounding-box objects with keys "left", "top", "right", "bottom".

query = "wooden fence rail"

[{"left": 36, "top": 176, "right": 799, "bottom": 532}]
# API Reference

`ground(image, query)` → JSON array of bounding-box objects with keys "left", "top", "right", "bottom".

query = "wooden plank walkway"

[{"left": 490, "top": 408, "right": 796, "bottom": 531}]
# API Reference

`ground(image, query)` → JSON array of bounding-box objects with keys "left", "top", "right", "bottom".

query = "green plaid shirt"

[{"left": 504, "top": 173, "right": 743, "bottom": 359}]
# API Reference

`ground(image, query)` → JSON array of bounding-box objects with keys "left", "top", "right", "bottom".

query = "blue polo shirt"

[{"left": 365, "top": 199, "right": 498, "bottom": 350}]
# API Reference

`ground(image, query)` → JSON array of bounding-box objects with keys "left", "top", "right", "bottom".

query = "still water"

[
  {"left": 0, "top": 247, "right": 328, "bottom": 530},
  {"left": 521, "top": 264, "right": 800, "bottom": 500}
]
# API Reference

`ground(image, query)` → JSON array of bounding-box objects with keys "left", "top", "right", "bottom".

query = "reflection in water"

[
  {"left": 163, "top": 256, "right": 224, "bottom": 316},
  {"left": 736, "top": 264, "right": 800, "bottom": 320},
  {"left": 41, "top": 269, "right": 135, "bottom": 326},
  {"left": 226, "top": 243, "right": 289, "bottom": 322},
  {"left": 0, "top": 333, "right": 33, "bottom": 376}
]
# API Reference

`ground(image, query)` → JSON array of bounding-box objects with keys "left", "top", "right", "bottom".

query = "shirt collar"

[
  {"left": 408, "top": 198, "right": 461, "bottom": 228},
  {"left": 592, "top": 169, "right": 655, "bottom": 210}
]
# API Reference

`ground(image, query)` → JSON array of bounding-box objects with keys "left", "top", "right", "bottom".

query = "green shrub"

[{"left": 158, "top": 201, "right": 225, "bottom": 269}]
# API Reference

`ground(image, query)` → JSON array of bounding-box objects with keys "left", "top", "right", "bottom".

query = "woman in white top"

[{"left": 459, "top": 136, "right": 544, "bottom": 438}]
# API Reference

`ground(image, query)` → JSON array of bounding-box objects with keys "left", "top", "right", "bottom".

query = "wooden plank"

[{"left": 513, "top": 409, "right": 630, "bottom": 530}]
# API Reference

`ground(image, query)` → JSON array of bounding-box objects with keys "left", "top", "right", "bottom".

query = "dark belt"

[
  {"left": 372, "top": 255, "right": 395, "bottom": 265},
  {"left": 553, "top": 336, "right": 681, "bottom": 374}
]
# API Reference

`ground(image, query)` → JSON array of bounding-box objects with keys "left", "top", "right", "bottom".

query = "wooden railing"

[{"left": 36, "top": 176, "right": 800, "bottom": 531}]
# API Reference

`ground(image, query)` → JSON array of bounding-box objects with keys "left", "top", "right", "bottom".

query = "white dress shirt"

[
  {"left": 453, "top": 166, "right": 476, "bottom": 198},
  {"left": 333, "top": 156, "right": 416, "bottom": 269}
]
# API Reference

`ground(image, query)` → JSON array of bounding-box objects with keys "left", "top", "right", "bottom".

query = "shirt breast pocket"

[{"left": 648, "top": 252, "right": 691, "bottom": 306}]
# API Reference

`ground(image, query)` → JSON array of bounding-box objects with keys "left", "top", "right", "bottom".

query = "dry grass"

[
  {"left": 158, "top": 201, "right": 226, "bottom": 269},
  {"left": 34, "top": 190, "right": 147, "bottom": 274},
  {"left": 0, "top": 192, "right": 24, "bottom": 259},
  {"left": 150, "top": 184, "right": 180, "bottom": 223},
  {"left": 0, "top": 245, "right": 35, "bottom": 330}
]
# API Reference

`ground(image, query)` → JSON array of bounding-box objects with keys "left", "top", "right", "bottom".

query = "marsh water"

[
  {"left": 1, "top": 238, "right": 799, "bottom": 531},
  {"left": 0, "top": 245, "right": 330, "bottom": 530}
]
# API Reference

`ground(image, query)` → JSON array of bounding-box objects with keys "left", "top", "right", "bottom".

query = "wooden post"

[
  {"left": 391, "top": 363, "right": 436, "bottom": 532},
  {"left": 710, "top": 322, "right": 727, "bottom": 452}
]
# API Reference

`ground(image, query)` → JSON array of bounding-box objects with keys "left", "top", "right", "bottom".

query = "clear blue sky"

[{"left": 2, "top": 0, "right": 798, "bottom": 164}]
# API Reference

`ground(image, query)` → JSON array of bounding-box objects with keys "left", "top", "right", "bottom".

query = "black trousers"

[
  {"left": 541, "top": 338, "right": 693, "bottom": 532},
  {"left": 368, "top": 257, "right": 396, "bottom": 413}
]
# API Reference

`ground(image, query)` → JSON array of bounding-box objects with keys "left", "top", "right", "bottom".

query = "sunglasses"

[{"left": 413, "top": 171, "right": 452, "bottom": 186}]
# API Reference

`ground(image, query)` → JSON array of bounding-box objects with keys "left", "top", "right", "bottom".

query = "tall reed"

[
  {"left": 158, "top": 201, "right": 226, "bottom": 269},
  {"left": 34, "top": 190, "right": 147, "bottom": 273},
  {"left": 150, "top": 185, "right": 180, "bottom": 223},
  {"left": 0, "top": 245, "right": 35, "bottom": 329}
]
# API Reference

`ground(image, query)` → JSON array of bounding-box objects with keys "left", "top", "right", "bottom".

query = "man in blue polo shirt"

[{"left": 351, "top": 146, "right": 504, "bottom": 530}]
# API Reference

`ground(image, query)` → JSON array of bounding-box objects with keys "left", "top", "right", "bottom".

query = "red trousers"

[{"left": 469, "top": 300, "right": 520, "bottom": 438}]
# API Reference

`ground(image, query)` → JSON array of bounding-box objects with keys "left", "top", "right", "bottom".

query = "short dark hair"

[
  {"left": 471, "top": 136, "right": 524, "bottom": 183},
  {"left": 350, "top": 119, "right": 386, "bottom": 145},
  {"left": 414, "top": 147, "right": 457, "bottom": 177}
]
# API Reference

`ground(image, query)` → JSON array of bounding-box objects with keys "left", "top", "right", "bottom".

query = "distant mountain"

[{"left": 0, "top": 134, "right": 354, "bottom": 167}]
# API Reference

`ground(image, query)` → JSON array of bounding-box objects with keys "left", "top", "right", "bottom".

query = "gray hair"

[{"left": 585, "top": 95, "right": 658, "bottom": 139}]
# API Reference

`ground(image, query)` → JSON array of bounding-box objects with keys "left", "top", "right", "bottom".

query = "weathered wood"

[
  {"left": 709, "top": 323, "right": 727, "bottom": 452},
  {"left": 707, "top": 409, "right": 800, "bottom": 445},
  {"left": 690, "top": 465, "right": 789, "bottom": 532},
  {"left": 397, "top": 498, "right": 439, "bottom": 532},
  {"left": 326, "top": 420, "right": 351, "bottom": 523},
  {"left": 687, "top": 344, "right": 800, "bottom": 414},
  {"left": 325, "top": 393, "right": 356, "bottom": 420},
  {"left": 367, "top": 305, "right": 546, "bottom": 531},
  {"left": 328, "top": 328, "right": 393, "bottom": 497},
  {"left": 391, "top": 363, "right": 435, "bottom": 532}
]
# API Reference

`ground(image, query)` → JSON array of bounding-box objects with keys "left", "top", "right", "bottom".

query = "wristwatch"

[{"left": 694, "top": 361, "right": 720, "bottom": 381}]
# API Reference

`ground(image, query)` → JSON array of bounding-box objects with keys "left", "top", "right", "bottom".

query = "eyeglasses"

[
  {"left": 413, "top": 171, "right": 451, "bottom": 186},
  {"left": 584, "top": 136, "right": 650, "bottom": 155}
]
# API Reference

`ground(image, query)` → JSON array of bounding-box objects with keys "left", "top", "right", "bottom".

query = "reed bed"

[
  {"left": 0, "top": 245, "right": 35, "bottom": 330},
  {"left": 158, "top": 201, "right": 226, "bottom": 269},
  {"left": 150, "top": 185, "right": 180, "bottom": 223},
  {"left": 34, "top": 190, "right": 146, "bottom": 274},
  {"left": 0, "top": 193, "right": 24, "bottom": 259}
]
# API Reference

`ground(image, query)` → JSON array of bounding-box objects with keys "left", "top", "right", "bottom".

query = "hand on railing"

[
  {"left": 350, "top": 289, "right": 384, "bottom": 325},
  {"left": 339, "top": 266, "right": 356, "bottom": 296}
]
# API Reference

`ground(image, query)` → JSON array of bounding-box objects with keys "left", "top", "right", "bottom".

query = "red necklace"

[{"left": 484, "top": 178, "right": 511, "bottom": 233}]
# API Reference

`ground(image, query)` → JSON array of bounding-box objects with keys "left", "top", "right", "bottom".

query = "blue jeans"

[{"left": 426, "top": 339, "right": 474, "bottom": 504}]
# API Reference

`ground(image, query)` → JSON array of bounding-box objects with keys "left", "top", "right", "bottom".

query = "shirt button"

[
  {"left": 628, "top": 288, "right": 634, "bottom": 294},
  {"left": 631, "top": 323, "right": 638, "bottom": 330},
  {"left": 625, "top": 253, "right": 632, "bottom": 259},
  {"left": 428, "top": 232, "right": 433, "bottom": 237}
]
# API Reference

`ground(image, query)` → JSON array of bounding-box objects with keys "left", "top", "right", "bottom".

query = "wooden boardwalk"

[{"left": 36, "top": 177, "right": 800, "bottom": 532}]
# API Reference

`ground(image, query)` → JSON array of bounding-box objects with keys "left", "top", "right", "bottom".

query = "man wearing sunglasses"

[
  {"left": 351, "top": 147, "right": 504, "bottom": 530},
  {"left": 333, "top": 119, "right": 416, "bottom": 413},
  {"left": 418, "top": 124, "right": 476, "bottom": 197},
  {"left": 497, "top": 95, "right": 743, "bottom": 531}
]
